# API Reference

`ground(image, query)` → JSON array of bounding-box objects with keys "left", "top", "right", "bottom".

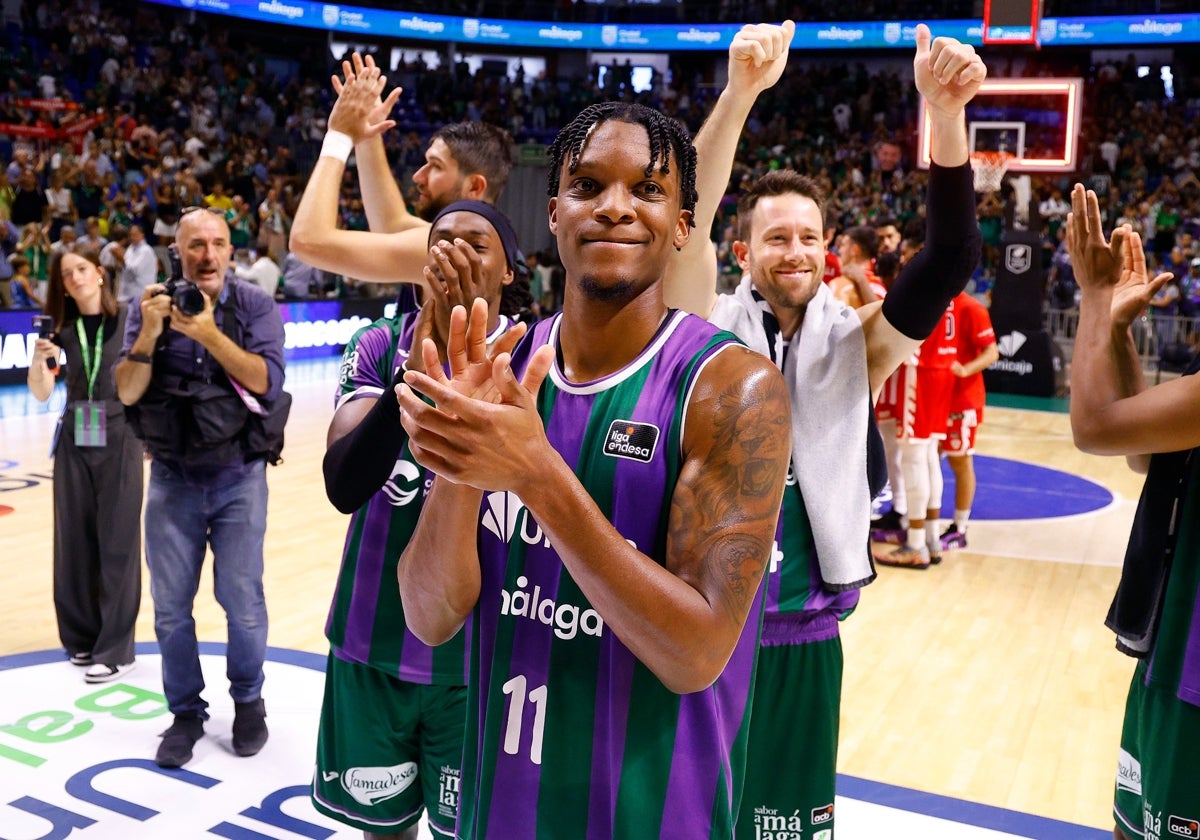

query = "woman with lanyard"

[{"left": 28, "top": 248, "right": 143, "bottom": 683}]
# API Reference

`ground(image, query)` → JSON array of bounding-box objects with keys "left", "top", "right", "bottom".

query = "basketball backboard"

[{"left": 916, "top": 77, "right": 1083, "bottom": 173}]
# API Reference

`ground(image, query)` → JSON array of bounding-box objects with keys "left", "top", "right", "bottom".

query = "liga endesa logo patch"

[
  {"left": 0, "top": 646, "right": 357, "bottom": 838},
  {"left": 602, "top": 420, "right": 660, "bottom": 463}
]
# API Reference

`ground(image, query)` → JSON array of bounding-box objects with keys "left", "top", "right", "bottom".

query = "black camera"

[
  {"left": 32, "top": 315, "right": 57, "bottom": 370},
  {"left": 159, "top": 244, "right": 206, "bottom": 316}
]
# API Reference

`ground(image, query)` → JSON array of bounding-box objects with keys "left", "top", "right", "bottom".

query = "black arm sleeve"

[
  {"left": 322, "top": 374, "right": 406, "bottom": 515},
  {"left": 881, "top": 162, "right": 983, "bottom": 340}
]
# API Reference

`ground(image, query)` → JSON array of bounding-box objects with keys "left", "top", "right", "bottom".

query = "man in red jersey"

[{"left": 940, "top": 291, "right": 998, "bottom": 549}]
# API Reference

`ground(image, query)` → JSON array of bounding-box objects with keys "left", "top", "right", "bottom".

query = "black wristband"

[
  {"left": 126, "top": 352, "right": 153, "bottom": 364},
  {"left": 322, "top": 373, "right": 407, "bottom": 514}
]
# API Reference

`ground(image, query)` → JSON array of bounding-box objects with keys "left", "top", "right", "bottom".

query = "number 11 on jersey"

[{"left": 502, "top": 674, "right": 547, "bottom": 765}]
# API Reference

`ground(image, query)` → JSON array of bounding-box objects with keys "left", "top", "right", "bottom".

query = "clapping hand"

[
  {"left": 398, "top": 298, "right": 553, "bottom": 490},
  {"left": 329, "top": 52, "right": 401, "bottom": 144}
]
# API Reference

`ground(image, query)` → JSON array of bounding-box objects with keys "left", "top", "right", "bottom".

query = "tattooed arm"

[
  {"left": 526, "top": 345, "right": 788, "bottom": 693},
  {"left": 400, "top": 322, "right": 790, "bottom": 692}
]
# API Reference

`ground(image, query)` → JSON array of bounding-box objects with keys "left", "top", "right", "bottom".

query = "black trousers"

[{"left": 52, "top": 417, "right": 144, "bottom": 666}]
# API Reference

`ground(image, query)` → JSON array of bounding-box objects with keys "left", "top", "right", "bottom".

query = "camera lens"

[{"left": 173, "top": 284, "right": 206, "bottom": 316}]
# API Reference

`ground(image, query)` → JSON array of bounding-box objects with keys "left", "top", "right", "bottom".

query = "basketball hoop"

[{"left": 970, "top": 150, "right": 1013, "bottom": 193}]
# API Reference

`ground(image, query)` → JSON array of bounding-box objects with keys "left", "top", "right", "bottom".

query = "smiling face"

[
  {"left": 733, "top": 192, "right": 825, "bottom": 337},
  {"left": 548, "top": 119, "right": 690, "bottom": 306}
]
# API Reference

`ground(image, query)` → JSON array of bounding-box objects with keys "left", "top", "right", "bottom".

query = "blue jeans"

[{"left": 145, "top": 458, "right": 268, "bottom": 718}]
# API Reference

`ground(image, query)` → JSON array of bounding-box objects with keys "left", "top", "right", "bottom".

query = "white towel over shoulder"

[{"left": 709, "top": 276, "right": 875, "bottom": 590}]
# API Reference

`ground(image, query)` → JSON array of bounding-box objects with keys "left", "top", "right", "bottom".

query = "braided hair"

[
  {"left": 500, "top": 262, "right": 536, "bottom": 323},
  {"left": 546, "top": 102, "right": 698, "bottom": 228}
]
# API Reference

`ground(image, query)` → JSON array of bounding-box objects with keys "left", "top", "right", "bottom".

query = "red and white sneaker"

[{"left": 875, "top": 543, "right": 931, "bottom": 569}]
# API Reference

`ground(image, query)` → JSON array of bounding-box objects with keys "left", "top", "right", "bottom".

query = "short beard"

[
  {"left": 578, "top": 273, "right": 638, "bottom": 304},
  {"left": 415, "top": 194, "right": 442, "bottom": 222}
]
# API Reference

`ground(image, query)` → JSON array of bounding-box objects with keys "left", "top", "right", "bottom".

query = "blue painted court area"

[
  {"left": 947, "top": 454, "right": 1113, "bottom": 520},
  {"left": 874, "top": 454, "right": 1115, "bottom": 523}
]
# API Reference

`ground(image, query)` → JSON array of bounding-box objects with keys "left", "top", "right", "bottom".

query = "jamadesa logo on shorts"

[
  {"left": 342, "top": 762, "right": 418, "bottom": 806},
  {"left": 1116, "top": 748, "right": 1142, "bottom": 795}
]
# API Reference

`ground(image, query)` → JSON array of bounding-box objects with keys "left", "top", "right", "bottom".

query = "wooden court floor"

[{"left": 0, "top": 359, "right": 1142, "bottom": 833}]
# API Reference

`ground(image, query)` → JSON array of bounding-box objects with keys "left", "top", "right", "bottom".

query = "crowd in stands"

[{"left": 2, "top": 0, "right": 1199, "bottom": 321}]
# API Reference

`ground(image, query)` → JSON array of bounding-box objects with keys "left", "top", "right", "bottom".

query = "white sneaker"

[
  {"left": 84, "top": 662, "right": 137, "bottom": 683},
  {"left": 69, "top": 651, "right": 93, "bottom": 666}
]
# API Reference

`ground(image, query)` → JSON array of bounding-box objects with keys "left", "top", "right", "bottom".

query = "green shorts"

[
  {"left": 736, "top": 634, "right": 842, "bottom": 840},
  {"left": 311, "top": 652, "right": 467, "bottom": 838},
  {"left": 1114, "top": 660, "right": 1200, "bottom": 840}
]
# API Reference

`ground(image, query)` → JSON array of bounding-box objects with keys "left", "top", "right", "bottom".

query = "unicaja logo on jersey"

[
  {"left": 500, "top": 575, "right": 604, "bottom": 640},
  {"left": 342, "top": 763, "right": 418, "bottom": 806},
  {"left": 481, "top": 492, "right": 551, "bottom": 548},
  {"left": 603, "top": 419, "right": 660, "bottom": 463}
]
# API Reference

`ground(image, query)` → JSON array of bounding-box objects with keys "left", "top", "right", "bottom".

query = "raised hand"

[
  {"left": 727, "top": 21, "right": 795, "bottom": 99},
  {"left": 1066, "top": 184, "right": 1172, "bottom": 327},
  {"left": 1066, "top": 183, "right": 1129, "bottom": 293},
  {"left": 328, "top": 52, "right": 401, "bottom": 144},
  {"left": 913, "top": 23, "right": 987, "bottom": 118},
  {"left": 1112, "top": 229, "right": 1173, "bottom": 331}
]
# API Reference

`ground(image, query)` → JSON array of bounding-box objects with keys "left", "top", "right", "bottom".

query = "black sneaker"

[
  {"left": 873, "top": 508, "right": 905, "bottom": 531},
  {"left": 940, "top": 524, "right": 968, "bottom": 551},
  {"left": 156, "top": 716, "right": 205, "bottom": 768},
  {"left": 232, "top": 698, "right": 268, "bottom": 757}
]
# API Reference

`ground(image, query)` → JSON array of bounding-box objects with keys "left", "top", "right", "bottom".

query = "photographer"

[
  {"left": 115, "top": 207, "right": 286, "bottom": 770},
  {"left": 27, "top": 249, "right": 142, "bottom": 684}
]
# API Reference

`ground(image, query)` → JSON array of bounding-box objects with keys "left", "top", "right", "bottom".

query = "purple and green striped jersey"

[
  {"left": 763, "top": 465, "right": 859, "bottom": 636},
  {"left": 325, "top": 312, "right": 514, "bottom": 685},
  {"left": 1143, "top": 447, "right": 1200, "bottom": 707},
  {"left": 707, "top": 298, "right": 861, "bottom": 632},
  {"left": 459, "top": 310, "right": 763, "bottom": 840}
]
